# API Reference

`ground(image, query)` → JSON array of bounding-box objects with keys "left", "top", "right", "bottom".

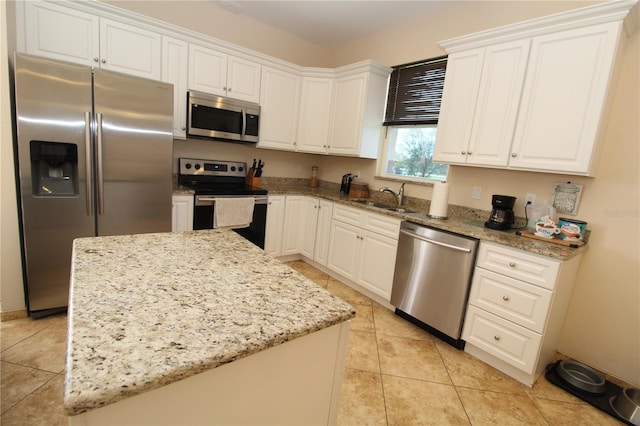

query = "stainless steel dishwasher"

[{"left": 390, "top": 221, "right": 479, "bottom": 349}]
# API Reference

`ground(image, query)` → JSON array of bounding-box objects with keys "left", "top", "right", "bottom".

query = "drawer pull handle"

[
  {"left": 502, "top": 295, "right": 509, "bottom": 301},
  {"left": 494, "top": 335, "right": 500, "bottom": 341},
  {"left": 509, "top": 262, "right": 516, "bottom": 267}
]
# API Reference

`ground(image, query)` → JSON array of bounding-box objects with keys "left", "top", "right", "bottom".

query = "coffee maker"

[
  {"left": 485, "top": 194, "right": 516, "bottom": 230},
  {"left": 340, "top": 173, "right": 352, "bottom": 194}
]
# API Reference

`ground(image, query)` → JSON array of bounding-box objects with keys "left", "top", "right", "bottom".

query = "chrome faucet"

[{"left": 379, "top": 183, "right": 405, "bottom": 206}]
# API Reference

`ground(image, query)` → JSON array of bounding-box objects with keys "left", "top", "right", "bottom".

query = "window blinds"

[{"left": 383, "top": 56, "right": 448, "bottom": 126}]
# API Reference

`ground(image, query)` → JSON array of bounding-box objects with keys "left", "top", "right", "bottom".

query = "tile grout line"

[
  {"left": 0, "top": 367, "right": 61, "bottom": 417},
  {"left": 371, "top": 300, "right": 390, "bottom": 426}
]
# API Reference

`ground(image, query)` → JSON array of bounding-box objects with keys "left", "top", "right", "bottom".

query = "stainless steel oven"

[
  {"left": 193, "top": 194, "right": 268, "bottom": 249},
  {"left": 178, "top": 158, "right": 268, "bottom": 249}
]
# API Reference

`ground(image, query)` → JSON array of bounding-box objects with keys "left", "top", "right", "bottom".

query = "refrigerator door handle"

[
  {"left": 96, "top": 112, "right": 105, "bottom": 215},
  {"left": 84, "top": 111, "right": 93, "bottom": 216}
]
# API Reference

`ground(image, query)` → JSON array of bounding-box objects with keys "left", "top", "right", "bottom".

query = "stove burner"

[{"left": 178, "top": 157, "right": 267, "bottom": 196}]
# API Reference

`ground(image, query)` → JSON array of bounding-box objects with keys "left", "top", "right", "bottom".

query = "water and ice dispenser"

[{"left": 30, "top": 141, "right": 78, "bottom": 196}]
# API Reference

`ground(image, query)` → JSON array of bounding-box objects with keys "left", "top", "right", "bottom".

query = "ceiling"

[{"left": 213, "top": 1, "right": 462, "bottom": 46}]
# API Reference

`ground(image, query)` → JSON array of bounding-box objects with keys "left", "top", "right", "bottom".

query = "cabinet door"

[
  {"left": 171, "top": 195, "right": 194, "bottom": 232},
  {"left": 99, "top": 19, "right": 161, "bottom": 80},
  {"left": 264, "top": 195, "right": 285, "bottom": 257},
  {"left": 258, "top": 67, "right": 300, "bottom": 150},
  {"left": 510, "top": 22, "right": 622, "bottom": 175},
  {"left": 162, "top": 36, "right": 188, "bottom": 139},
  {"left": 327, "top": 221, "right": 359, "bottom": 282},
  {"left": 299, "top": 197, "right": 320, "bottom": 259},
  {"left": 226, "top": 56, "right": 261, "bottom": 103},
  {"left": 329, "top": 73, "right": 367, "bottom": 156},
  {"left": 467, "top": 40, "right": 530, "bottom": 167},
  {"left": 433, "top": 49, "right": 485, "bottom": 164},
  {"left": 188, "top": 44, "right": 227, "bottom": 96},
  {"left": 281, "top": 196, "right": 305, "bottom": 256},
  {"left": 356, "top": 230, "right": 398, "bottom": 300},
  {"left": 297, "top": 77, "right": 333, "bottom": 154},
  {"left": 313, "top": 199, "right": 333, "bottom": 266},
  {"left": 24, "top": 1, "right": 99, "bottom": 66}
]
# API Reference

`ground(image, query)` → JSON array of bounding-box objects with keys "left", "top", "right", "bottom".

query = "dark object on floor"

[{"left": 545, "top": 360, "right": 634, "bottom": 425}]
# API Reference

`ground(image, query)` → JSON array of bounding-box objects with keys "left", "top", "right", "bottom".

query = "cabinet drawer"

[
  {"left": 476, "top": 242, "right": 559, "bottom": 290},
  {"left": 332, "top": 204, "right": 362, "bottom": 227},
  {"left": 469, "top": 268, "right": 552, "bottom": 333},
  {"left": 463, "top": 305, "right": 542, "bottom": 374},
  {"left": 332, "top": 204, "right": 400, "bottom": 239},
  {"left": 363, "top": 212, "right": 400, "bottom": 239}
]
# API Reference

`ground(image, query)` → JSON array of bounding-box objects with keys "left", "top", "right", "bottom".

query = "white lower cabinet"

[
  {"left": 264, "top": 195, "right": 285, "bottom": 257},
  {"left": 462, "top": 242, "right": 582, "bottom": 386},
  {"left": 281, "top": 195, "right": 305, "bottom": 256},
  {"left": 327, "top": 205, "right": 400, "bottom": 301},
  {"left": 313, "top": 199, "right": 333, "bottom": 266},
  {"left": 171, "top": 195, "right": 193, "bottom": 232}
]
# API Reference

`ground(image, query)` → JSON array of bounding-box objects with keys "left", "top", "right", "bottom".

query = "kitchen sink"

[{"left": 351, "top": 199, "right": 416, "bottom": 214}]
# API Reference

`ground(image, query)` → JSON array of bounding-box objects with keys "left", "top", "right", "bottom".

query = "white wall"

[{"left": 0, "top": 0, "right": 26, "bottom": 316}]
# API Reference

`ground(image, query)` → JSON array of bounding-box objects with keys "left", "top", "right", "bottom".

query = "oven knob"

[
  {"left": 194, "top": 163, "right": 201, "bottom": 170},
  {"left": 185, "top": 163, "right": 192, "bottom": 169},
  {"left": 231, "top": 166, "right": 236, "bottom": 171},
  {"left": 238, "top": 166, "right": 244, "bottom": 172}
]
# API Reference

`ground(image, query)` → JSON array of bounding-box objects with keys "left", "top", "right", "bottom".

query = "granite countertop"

[
  {"left": 171, "top": 179, "right": 586, "bottom": 260},
  {"left": 63, "top": 230, "right": 355, "bottom": 416},
  {"left": 259, "top": 181, "right": 587, "bottom": 261}
]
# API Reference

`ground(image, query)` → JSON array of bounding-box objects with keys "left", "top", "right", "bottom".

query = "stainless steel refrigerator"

[{"left": 13, "top": 53, "right": 173, "bottom": 316}]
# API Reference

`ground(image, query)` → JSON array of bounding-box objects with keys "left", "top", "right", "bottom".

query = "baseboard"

[{"left": 1, "top": 309, "right": 28, "bottom": 322}]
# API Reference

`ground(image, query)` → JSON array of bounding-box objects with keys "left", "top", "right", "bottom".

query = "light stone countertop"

[
  {"left": 63, "top": 229, "right": 355, "bottom": 416},
  {"left": 259, "top": 181, "right": 587, "bottom": 261}
]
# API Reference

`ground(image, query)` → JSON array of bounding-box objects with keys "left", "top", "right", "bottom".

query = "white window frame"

[{"left": 376, "top": 125, "right": 448, "bottom": 184}]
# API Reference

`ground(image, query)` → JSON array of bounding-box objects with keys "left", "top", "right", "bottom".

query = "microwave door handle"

[{"left": 241, "top": 108, "right": 247, "bottom": 139}]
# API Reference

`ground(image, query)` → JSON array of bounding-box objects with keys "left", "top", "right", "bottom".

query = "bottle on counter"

[{"left": 310, "top": 166, "right": 318, "bottom": 188}]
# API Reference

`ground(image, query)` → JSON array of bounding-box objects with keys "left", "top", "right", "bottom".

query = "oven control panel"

[{"left": 179, "top": 158, "right": 246, "bottom": 177}]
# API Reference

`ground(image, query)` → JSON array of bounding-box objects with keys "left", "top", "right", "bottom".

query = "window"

[{"left": 378, "top": 56, "right": 448, "bottom": 183}]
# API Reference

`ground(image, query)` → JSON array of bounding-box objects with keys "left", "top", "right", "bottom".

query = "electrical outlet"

[
  {"left": 525, "top": 193, "right": 537, "bottom": 205},
  {"left": 353, "top": 170, "right": 360, "bottom": 178},
  {"left": 472, "top": 186, "right": 482, "bottom": 200}
]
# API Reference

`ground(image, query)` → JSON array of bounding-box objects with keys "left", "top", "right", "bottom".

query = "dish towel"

[{"left": 213, "top": 198, "right": 255, "bottom": 229}]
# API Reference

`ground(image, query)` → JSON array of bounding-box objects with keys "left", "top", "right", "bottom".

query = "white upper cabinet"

[
  {"left": 329, "top": 66, "right": 390, "bottom": 159},
  {"left": 296, "top": 76, "right": 334, "bottom": 154},
  {"left": 433, "top": 49, "right": 485, "bottom": 164},
  {"left": 258, "top": 66, "right": 301, "bottom": 151},
  {"left": 23, "top": 1, "right": 161, "bottom": 80},
  {"left": 161, "top": 36, "right": 189, "bottom": 139},
  {"left": 509, "top": 22, "right": 622, "bottom": 175},
  {"left": 99, "top": 19, "right": 161, "bottom": 79},
  {"left": 435, "top": 40, "right": 530, "bottom": 167},
  {"left": 296, "top": 63, "right": 391, "bottom": 158},
  {"left": 24, "top": 1, "right": 99, "bottom": 66},
  {"left": 437, "top": 1, "right": 634, "bottom": 176},
  {"left": 188, "top": 44, "right": 261, "bottom": 103}
]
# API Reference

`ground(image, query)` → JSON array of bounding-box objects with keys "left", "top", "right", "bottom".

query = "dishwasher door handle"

[{"left": 400, "top": 228, "right": 472, "bottom": 253}]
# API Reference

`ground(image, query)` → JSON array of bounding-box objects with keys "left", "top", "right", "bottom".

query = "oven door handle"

[{"left": 197, "top": 196, "right": 268, "bottom": 205}]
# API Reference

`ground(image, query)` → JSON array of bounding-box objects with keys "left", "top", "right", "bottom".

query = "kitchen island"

[{"left": 63, "top": 229, "right": 355, "bottom": 425}]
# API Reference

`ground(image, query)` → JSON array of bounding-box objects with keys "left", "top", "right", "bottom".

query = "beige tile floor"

[{"left": 0, "top": 260, "right": 625, "bottom": 425}]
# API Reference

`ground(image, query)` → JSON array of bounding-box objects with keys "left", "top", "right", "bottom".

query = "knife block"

[{"left": 246, "top": 175, "right": 261, "bottom": 188}]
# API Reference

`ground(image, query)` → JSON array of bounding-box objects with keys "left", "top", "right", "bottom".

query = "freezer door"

[
  {"left": 93, "top": 69, "right": 173, "bottom": 236},
  {"left": 13, "top": 54, "right": 95, "bottom": 312}
]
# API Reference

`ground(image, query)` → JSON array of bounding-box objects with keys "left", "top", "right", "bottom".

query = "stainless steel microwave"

[{"left": 187, "top": 90, "right": 260, "bottom": 143}]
